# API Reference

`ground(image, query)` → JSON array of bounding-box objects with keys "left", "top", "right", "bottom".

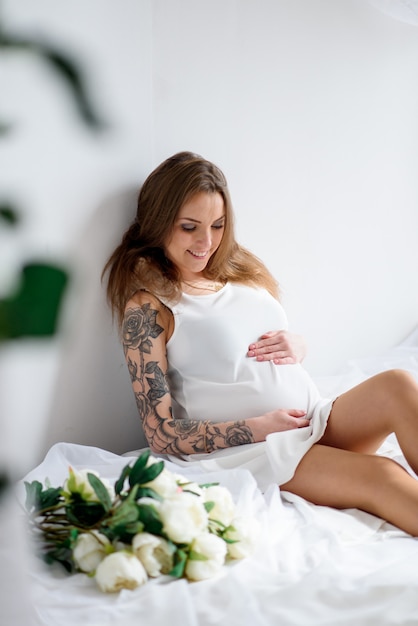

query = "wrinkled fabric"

[{"left": 14, "top": 328, "right": 418, "bottom": 626}]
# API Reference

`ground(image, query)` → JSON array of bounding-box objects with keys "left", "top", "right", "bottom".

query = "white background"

[{"left": 1, "top": 0, "right": 417, "bottom": 470}]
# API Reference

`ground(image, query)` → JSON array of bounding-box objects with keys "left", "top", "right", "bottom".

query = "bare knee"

[
  {"left": 377, "top": 369, "right": 417, "bottom": 394},
  {"left": 359, "top": 455, "right": 404, "bottom": 509},
  {"left": 282, "top": 445, "right": 418, "bottom": 535},
  {"left": 372, "top": 370, "right": 418, "bottom": 427}
]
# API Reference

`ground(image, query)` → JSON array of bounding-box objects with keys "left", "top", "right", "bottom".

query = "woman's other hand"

[
  {"left": 269, "top": 408, "right": 310, "bottom": 430},
  {"left": 257, "top": 408, "right": 310, "bottom": 435},
  {"left": 247, "top": 330, "right": 306, "bottom": 365}
]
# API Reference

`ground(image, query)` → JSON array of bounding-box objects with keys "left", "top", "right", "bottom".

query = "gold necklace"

[{"left": 182, "top": 279, "right": 224, "bottom": 293}]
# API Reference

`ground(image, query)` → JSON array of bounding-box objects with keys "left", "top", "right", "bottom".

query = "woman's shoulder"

[
  {"left": 126, "top": 289, "right": 162, "bottom": 308},
  {"left": 125, "top": 290, "right": 174, "bottom": 335}
]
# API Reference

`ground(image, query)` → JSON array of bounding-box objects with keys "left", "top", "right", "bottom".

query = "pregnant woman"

[{"left": 103, "top": 151, "right": 418, "bottom": 535}]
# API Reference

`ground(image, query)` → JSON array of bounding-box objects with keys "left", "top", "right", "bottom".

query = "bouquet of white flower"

[{"left": 24, "top": 450, "right": 259, "bottom": 592}]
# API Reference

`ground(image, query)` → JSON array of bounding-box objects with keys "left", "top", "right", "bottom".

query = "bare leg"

[
  {"left": 319, "top": 369, "right": 418, "bottom": 473},
  {"left": 281, "top": 444, "right": 418, "bottom": 536}
]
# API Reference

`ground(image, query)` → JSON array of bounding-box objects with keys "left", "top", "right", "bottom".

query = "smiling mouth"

[{"left": 188, "top": 250, "right": 208, "bottom": 258}]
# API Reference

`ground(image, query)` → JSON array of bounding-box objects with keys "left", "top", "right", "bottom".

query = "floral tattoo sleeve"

[{"left": 122, "top": 303, "right": 255, "bottom": 456}]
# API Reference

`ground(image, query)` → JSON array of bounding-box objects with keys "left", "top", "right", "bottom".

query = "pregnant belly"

[{"left": 176, "top": 362, "right": 321, "bottom": 423}]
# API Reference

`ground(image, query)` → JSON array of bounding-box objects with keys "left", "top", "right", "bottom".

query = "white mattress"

[{"left": 4, "top": 327, "right": 418, "bottom": 626}]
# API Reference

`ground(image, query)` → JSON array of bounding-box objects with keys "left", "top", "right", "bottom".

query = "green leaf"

[
  {"left": 39, "top": 486, "right": 63, "bottom": 510},
  {"left": 124, "top": 520, "right": 145, "bottom": 535},
  {"left": 199, "top": 482, "right": 220, "bottom": 488},
  {"left": 135, "top": 486, "right": 163, "bottom": 501},
  {"left": 43, "top": 542, "right": 74, "bottom": 573},
  {"left": 41, "top": 532, "right": 79, "bottom": 573},
  {"left": 169, "top": 548, "right": 188, "bottom": 579},
  {"left": 109, "top": 520, "right": 145, "bottom": 543},
  {"left": 127, "top": 483, "right": 140, "bottom": 501},
  {"left": 24, "top": 481, "right": 43, "bottom": 512},
  {"left": 0, "top": 34, "right": 105, "bottom": 131},
  {"left": 65, "top": 501, "right": 106, "bottom": 528},
  {"left": 0, "top": 262, "right": 69, "bottom": 340},
  {"left": 137, "top": 503, "right": 163, "bottom": 536},
  {"left": 0, "top": 204, "right": 20, "bottom": 227},
  {"left": 137, "top": 461, "right": 164, "bottom": 485},
  {"left": 41, "top": 48, "right": 105, "bottom": 130},
  {"left": 0, "top": 122, "right": 12, "bottom": 137},
  {"left": 106, "top": 501, "right": 139, "bottom": 528},
  {"left": 24, "top": 481, "right": 63, "bottom": 514},
  {"left": 0, "top": 472, "right": 9, "bottom": 499},
  {"left": 115, "top": 464, "right": 131, "bottom": 495},
  {"left": 208, "top": 518, "right": 228, "bottom": 531},
  {"left": 128, "top": 450, "right": 151, "bottom": 487},
  {"left": 188, "top": 550, "right": 208, "bottom": 562},
  {"left": 87, "top": 473, "right": 112, "bottom": 512},
  {"left": 204, "top": 501, "right": 215, "bottom": 514}
]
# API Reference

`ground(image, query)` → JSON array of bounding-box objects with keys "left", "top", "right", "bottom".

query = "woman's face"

[{"left": 164, "top": 191, "right": 225, "bottom": 281}]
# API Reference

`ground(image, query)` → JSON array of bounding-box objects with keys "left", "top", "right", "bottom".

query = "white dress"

[{"left": 164, "top": 283, "right": 334, "bottom": 491}]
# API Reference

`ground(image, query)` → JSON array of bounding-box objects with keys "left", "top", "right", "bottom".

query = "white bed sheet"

[{"left": 6, "top": 327, "right": 418, "bottom": 626}]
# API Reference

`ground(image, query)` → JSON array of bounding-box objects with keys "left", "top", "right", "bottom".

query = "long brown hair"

[{"left": 103, "top": 152, "right": 279, "bottom": 326}]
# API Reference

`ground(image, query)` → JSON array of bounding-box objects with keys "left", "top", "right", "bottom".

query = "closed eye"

[
  {"left": 181, "top": 224, "right": 197, "bottom": 232},
  {"left": 180, "top": 221, "right": 224, "bottom": 232}
]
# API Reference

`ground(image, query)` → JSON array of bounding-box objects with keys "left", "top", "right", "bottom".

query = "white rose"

[
  {"left": 203, "top": 485, "right": 236, "bottom": 527},
  {"left": 143, "top": 458, "right": 180, "bottom": 498},
  {"left": 95, "top": 551, "right": 147, "bottom": 593},
  {"left": 185, "top": 533, "right": 227, "bottom": 581},
  {"left": 132, "top": 532, "right": 174, "bottom": 577},
  {"left": 159, "top": 492, "right": 208, "bottom": 544},
  {"left": 73, "top": 531, "right": 110, "bottom": 573},
  {"left": 63, "top": 468, "right": 115, "bottom": 502},
  {"left": 223, "top": 516, "right": 260, "bottom": 559}
]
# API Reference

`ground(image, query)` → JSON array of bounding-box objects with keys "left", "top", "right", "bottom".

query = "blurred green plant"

[{"left": 0, "top": 21, "right": 105, "bottom": 341}]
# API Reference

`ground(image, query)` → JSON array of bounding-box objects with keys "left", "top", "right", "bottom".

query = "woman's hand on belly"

[{"left": 247, "top": 330, "right": 307, "bottom": 365}]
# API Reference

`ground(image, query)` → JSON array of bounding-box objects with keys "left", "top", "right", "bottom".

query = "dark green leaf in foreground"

[
  {"left": 108, "top": 520, "right": 145, "bottom": 544},
  {"left": 40, "top": 486, "right": 64, "bottom": 511},
  {"left": 169, "top": 548, "right": 188, "bottom": 579},
  {"left": 136, "top": 461, "right": 164, "bottom": 485},
  {"left": 128, "top": 450, "right": 151, "bottom": 487},
  {"left": 135, "top": 486, "right": 163, "bottom": 501},
  {"left": 87, "top": 473, "right": 112, "bottom": 512},
  {"left": 115, "top": 464, "right": 131, "bottom": 495},
  {"left": 106, "top": 500, "right": 139, "bottom": 528},
  {"left": 43, "top": 539, "right": 75, "bottom": 573},
  {"left": 65, "top": 501, "right": 106, "bottom": 528},
  {"left": 137, "top": 503, "right": 163, "bottom": 536}
]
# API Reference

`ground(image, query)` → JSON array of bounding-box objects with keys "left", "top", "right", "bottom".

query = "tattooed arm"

[{"left": 123, "top": 292, "right": 310, "bottom": 457}]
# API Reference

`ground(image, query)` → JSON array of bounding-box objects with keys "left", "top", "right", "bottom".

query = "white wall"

[
  {"left": 1, "top": 0, "right": 154, "bottom": 472},
  {"left": 1, "top": 0, "right": 417, "bottom": 472},
  {"left": 152, "top": 0, "right": 418, "bottom": 376}
]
